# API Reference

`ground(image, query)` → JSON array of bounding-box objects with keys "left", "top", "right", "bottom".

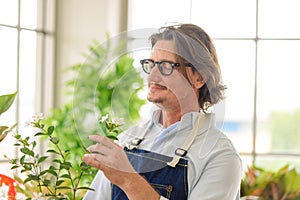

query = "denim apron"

[{"left": 111, "top": 114, "right": 205, "bottom": 200}]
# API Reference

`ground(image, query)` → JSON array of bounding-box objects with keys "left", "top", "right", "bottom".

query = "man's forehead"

[
  {"left": 152, "top": 40, "right": 176, "bottom": 52},
  {"left": 151, "top": 40, "right": 178, "bottom": 58}
]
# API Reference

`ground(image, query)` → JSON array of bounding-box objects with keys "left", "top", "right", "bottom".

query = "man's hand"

[{"left": 83, "top": 135, "right": 160, "bottom": 200}]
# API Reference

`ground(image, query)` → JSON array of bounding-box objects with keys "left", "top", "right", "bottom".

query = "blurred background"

[{"left": 1, "top": 0, "right": 300, "bottom": 182}]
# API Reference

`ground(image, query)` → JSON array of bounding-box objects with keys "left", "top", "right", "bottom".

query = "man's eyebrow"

[{"left": 155, "top": 59, "right": 177, "bottom": 63}]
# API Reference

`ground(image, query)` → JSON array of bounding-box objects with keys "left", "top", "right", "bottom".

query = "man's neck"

[
  {"left": 160, "top": 110, "right": 181, "bottom": 128},
  {"left": 160, "top": 106, "right": 199, "bottom": 128}
]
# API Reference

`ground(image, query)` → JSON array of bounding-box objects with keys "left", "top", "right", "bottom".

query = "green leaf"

[
  {"left": 47, "top": 169, "right": 58, "bottom": 176},
  {"left": 60, "top": 162, "right": 72, "bottom": 170},
  {"left": 56, "top": 180, "right": 65, "bottom": 186},
  {"left": 50, "top": 137, "right": 59, "bottom": 144},
  {"left": 24, "top": 177, "right": 33, "bottom": 184},
  {"left": 53, "top": 159, "right": 62, "bottom": 164},
  {"left": 0, "top": 126, "right": 8, "bottom": 135},
  {"left": 48, "top": 126, "right": 55, "bottom": 135},
  {"left": 60, "top": 174, "right": 71, "bottom": 179},
  {"left": 47, "top": 149, "right": 60, "bottom": 154},
  {"left": 56, "top": 186, "right": 72, "bottom": 190},
  {"left": 34, "top": 132, "right": 46, "bottom": 136},
  {"left": 43, "top": 179, "right": 51, "bottom": 186},
  {"left": 80, "top": 162, "right": 90, "bottom": 170},
  {"left": 0, "top": 123, "right": 17, "bottom": 142},
  {"left": 40, "top": 170, "right": 48, "bottom": 176},
  {"left": 0, "top": 92, "right": 17, "bottom": 115},
  {"left": 20, "top": 155, "right": 25, "bottom": 164},
  {"left": 14, "top": 133, "right": 21, "bottom": 139},
  {"left": 32, "top": 140, "right": 37, "bottom": 148},
  {"left": 105, "top": 133, "right": 118, "bottom": 141},
  {"left": 11, "top": 165, "right": 19, "bottom": 170},
  {"left": 77, "top": 186, "right": 95, "bottom": 191},
  {"left": 24, "top": 164, "right": 32, "bottom": 170},
  {"left": 21, "top": 169, "right": 29, "bottom": 173},
  {"left": 49, "top": 165, "right": 58, "bottom": 170},
  {"left": 38, "top": 156, "right": 48, "bottom": 163},
  {"left": 26, "top": 174, "right": 38, "bottom": 181},
  {"left": 20, "top": 147, "right": 34, "bottom": 157},
  {"left": 0, "top": 127, "right": 9, "bottom": 142},
  {"left": 284, "top": 168, "right": 300, "bottom": 193}
]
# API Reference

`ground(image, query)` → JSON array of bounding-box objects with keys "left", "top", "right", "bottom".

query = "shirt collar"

[{"left": 151, "top": 109, "right": 216, "bottom": 134}]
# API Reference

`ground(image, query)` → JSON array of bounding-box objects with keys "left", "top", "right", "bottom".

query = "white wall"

[{"left": 55, "top": 0, "right": 128, "bottom": 106}]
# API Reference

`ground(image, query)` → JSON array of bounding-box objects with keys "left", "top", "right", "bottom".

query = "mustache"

[{"left": 148, "top": 82, "right": 167, "bottom": 88}]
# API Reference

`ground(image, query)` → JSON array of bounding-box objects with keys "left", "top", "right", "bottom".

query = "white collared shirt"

[{"left": 84, "top": 110, "right": 242, "bottom": 200}]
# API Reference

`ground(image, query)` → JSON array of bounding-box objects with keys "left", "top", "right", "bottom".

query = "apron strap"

[
  {"left": 167, "top": 114, "right": 205, "bottom": 167},
  {"left": 125, "top": 122, "right": 152, "bottom": 150}
]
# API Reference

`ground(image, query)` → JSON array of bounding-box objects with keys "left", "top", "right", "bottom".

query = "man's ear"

[{"left": 187, "top": 69, "right": 206, "bottom": 89}]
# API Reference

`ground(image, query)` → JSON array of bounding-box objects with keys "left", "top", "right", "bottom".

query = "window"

[
  {"left": 0, "top": 0, "right": 56, "bottom": 176},
  {"left": 128, "top": 0, "right": 300, "bottom": 171}
]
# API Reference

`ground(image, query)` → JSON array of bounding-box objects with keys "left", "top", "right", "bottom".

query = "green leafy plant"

[
  {"left": 0, "top": 92, "right": 17, "bottom": 143},
  {"left": 241, "top": 164, "right": 300, "bottom": 200},
  {"left": 44, "top": 38, "right": 146, "bottom": 186},
  {"left": 5, "top": 114, "right": 94, "bottom": 200}
]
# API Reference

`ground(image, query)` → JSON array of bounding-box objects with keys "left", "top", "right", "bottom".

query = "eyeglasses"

[{"left": 140, "top": 59, "right": 193, "bottom": 76}]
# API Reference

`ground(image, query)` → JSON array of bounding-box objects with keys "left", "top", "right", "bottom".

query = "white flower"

[
  {"left": 25, "top": 120, "right": 33, "bottom": 127},
  {"left": 25, "top": 113, "right": 44, "bottom": 128},
  {"left": 32, "top": 113, "right": 44, "bottom": 123},
  {"left": 111, "top": 117, "right": 124, "bottom": 126},
  {"left": 16, "top": 192, "right": 26, "bottom": 200},
  {"left": 99, "top": 114, "right": 109, "bottom": 123},
  {"left": 0, "top": 184, "right": 9, "bottom": 200},
  {"left": 32, "top": 192, "right": 45, "bottom": 200}
]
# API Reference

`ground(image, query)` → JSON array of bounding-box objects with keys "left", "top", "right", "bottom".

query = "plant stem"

[{"left": 72, "top": 171, "right": 84, "bottom": 200}]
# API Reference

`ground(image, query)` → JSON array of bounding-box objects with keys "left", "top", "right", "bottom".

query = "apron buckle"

[
  {"left": 131, "top": 138, "right": 143, "bottom": 146},
  {"left": 175, "top": 148, "right": 187, "bottom": 157}
]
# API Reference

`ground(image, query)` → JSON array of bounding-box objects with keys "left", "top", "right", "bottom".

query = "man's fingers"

[
  {"left": 89, "top": 135, "right": 115, "bottom": 149},
  {"left": 87, "top": 143, "right": 111, "bottom": 156},
  {"left": 83, "top": 154, "right": 104, "bottom": 169}
]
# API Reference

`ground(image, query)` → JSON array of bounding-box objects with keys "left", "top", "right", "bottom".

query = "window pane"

[
  {"left": 215, "top": 40, "right": 256, "bottom": 153},
  {"left": 258, "top": 0, "right": 300, "bottom": 38},
  {"left": 0, "top": 163, "right": 15, "bottom": 177},
  {"left": 19, "top": 30, "right": 37, "bottom": 126},
  {"left": 0, "top": 0, "right": 18, "bottom": 25},
  {"left": 240, "top": 155, "right": 254, "bottom": 170},
  {"left": 0, "top": 27, "right": 18, "bottom": 94},
  {"left": 0, "top": 27, "right": 18, "bottom": 168},
  {"left": 256, "top": 155, "right": 300, "bottom": 172},
  {"left": 128, "top": 0, "right": 191, "bottom": 29},
  {"left": 20, "top": 0, "right": 37, "bottom": 29},
  {"left": 191, "top": 0, "right": 256, "bottom": 38},
  {"left": 257, "top": 40, "right": 300, "bottom": 154}
]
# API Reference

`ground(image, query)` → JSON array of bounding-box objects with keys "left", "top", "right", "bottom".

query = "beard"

[{"left": 147, "top": 95, "right": 165, "bottom": 104}]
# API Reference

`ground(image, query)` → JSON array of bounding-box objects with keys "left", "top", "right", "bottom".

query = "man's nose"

[
  {"left": 147, "top": 64, "right": 162, "bottom": 82},
  {"left": 149, "top": 63, "right": 161, "bottom": 75}
]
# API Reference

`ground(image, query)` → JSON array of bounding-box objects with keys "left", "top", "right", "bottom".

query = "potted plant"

[{"left": 241, "top": 164, "right": 300, "bottom": 200}]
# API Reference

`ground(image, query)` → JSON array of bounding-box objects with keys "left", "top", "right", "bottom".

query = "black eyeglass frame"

[{"left": 140, "top": 59, "right": 193, "bottom": 76}]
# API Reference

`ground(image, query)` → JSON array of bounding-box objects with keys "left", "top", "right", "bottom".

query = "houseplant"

[
  {"left": 1, "top": 99, "right": 124, "bottom": 199},
  {"left": 0, "top": 92, "right": 18, "bottom": 199},
  {"left": 1, "top": 36, "right": 146, "bottom": 199},
  {"left": 0, "top": 92, "right": 17, "bottom": 143},
  {"left": 241, "top": 164, "right": 300, "bottom": 200}
]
